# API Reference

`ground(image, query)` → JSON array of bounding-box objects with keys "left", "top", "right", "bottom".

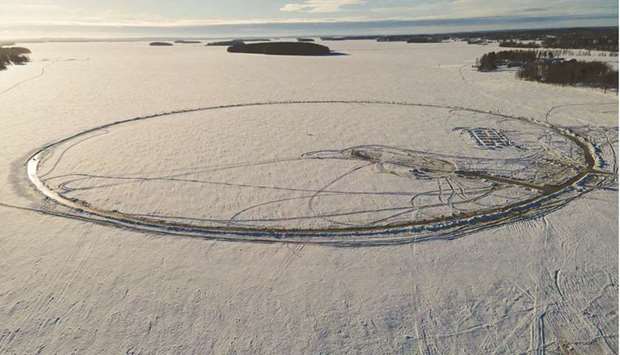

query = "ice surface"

[{"left": 0, "top": 40, "right": 617, "bottom": 353}]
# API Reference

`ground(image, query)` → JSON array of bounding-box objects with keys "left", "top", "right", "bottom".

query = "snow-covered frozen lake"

[{"left": 0, "top": 40, "right": 618, "bottom": 353}]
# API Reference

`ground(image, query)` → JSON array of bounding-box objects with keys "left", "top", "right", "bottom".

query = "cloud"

[
  {"left": 280, "top": 0, "right": 366, "bottom": 13},
  {"left": 369, "top": 0, "right": 617, "bottom": 20},
  {"left": 0, "top": 0, "right": 616, "bottom": 29}
]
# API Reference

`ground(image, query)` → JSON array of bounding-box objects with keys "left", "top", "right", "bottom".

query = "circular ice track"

[{"left": 27, "top": 101, "right": 597, "bottom": 245}]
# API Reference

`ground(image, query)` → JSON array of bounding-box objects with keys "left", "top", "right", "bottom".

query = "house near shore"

[
  {"left": 467, "top": 38, "right": 488, "bottom": 45},
  {"left": 540, "top": 57, "right": 566, "bottom": 65}
]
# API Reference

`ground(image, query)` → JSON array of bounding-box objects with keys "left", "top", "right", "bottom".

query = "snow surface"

[{"left": 0, "top": 40, "right": 618, "bottom": 354}]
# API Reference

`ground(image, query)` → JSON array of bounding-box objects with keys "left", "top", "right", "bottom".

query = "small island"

[
  {"left": 0, "top": 46, "right": 31, "bottom": 71},
  {"left": 297, "top": 38, "right": 315, "bottom": 42},
  {"left": 227, "top": 42, "right": 333, "bottom": 56},
  {"left": 150, "top": 42, "right": 173, "bottom": 46},
  {"left": 206, "top": 40, "right": 245, "bottom": 46},
  {"left": 174, "top": 40, "right": 201, "bottom": 44}
]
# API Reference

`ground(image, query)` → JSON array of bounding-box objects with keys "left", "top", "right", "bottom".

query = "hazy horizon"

[
  {"left": 1, "top": 0, "right": 617, "bottom": 40},
  {"left": 2, "top": 15, "right": 618, "bottom": 41}
]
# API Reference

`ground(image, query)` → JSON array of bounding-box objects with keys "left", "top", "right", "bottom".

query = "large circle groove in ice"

[{"left": 27, "top": 101, "right": 596, "bottom": 245}]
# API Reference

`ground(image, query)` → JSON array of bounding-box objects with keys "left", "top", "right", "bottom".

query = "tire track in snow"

[{"left": 0, "top": 63, "right": 49, "bottom": 98}]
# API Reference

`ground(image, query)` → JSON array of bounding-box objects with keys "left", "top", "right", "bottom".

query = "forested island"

[
  {"left": 149, "top": 42, "right": 173, "bottom": 46},
  {"left": 227, "top": 42, "right": 332, "bottom": 56},
  {"left": 0, "top": 46, "right": 31, "bottom": 71}
]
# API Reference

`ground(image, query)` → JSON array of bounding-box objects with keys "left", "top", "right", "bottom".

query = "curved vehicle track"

[{"left": 26, "top": 100, "right": 603, "bottom": 246}]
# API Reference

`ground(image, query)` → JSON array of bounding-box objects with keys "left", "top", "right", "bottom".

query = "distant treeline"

[
  {"left": 405, "top": 36, "right": 445, "bottom": 43},
  {"left": 321, "top": 35, "right": 377, "bottom": 41},
  {"left": 315, "top": 27, "right": 618, "bottom": 51},
  {"left": 541, "top": 31, "right": 618, "bottom": 52},
  {"left": 320, "top": 34, "right": 448, "bottom": 42},
  {"left": 499, "top": 40, "right": 540, "bottom": 48},
  {"left": 477, "top": 50, "right": 618, "bottom": 90},
  {"left": 0, "top": 47, "right": 31, "bottom": 71},
  {"left": 458, "top": 27, "right": 618, "bottom": 51},
  {"left": 378, "top": 35, "right": 448, "bottom": 43}
]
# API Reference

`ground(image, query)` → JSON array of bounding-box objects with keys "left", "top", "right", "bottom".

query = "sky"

[{"left": 0, "top": 0, "right": 617, "bottom": 39}]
